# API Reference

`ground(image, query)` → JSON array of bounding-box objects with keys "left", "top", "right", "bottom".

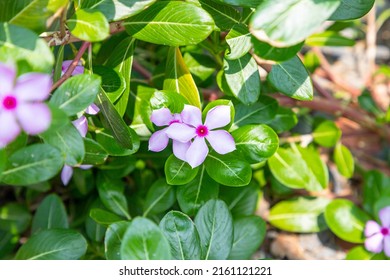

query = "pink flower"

[
  {"left": 0, "top": 63, "right": 51, "bottom": 148},
  {"left": 148, "top": 107, "right": 191, "bottom": 162},
  {"left": 61, "top": 60, "right": 84, "bottom": 76},
  {"left": 166, "top": 105, "right": 236, "bottom": 168},
  {"left": 364, "top": 206, "right": 390, "bottom": 257}
]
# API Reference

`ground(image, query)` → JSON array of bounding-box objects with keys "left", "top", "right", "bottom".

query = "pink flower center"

[
  {"left": 381, "top": 227, "right": 389, "bottom": 236},
  {"left": 2, "top": 95, "right": 18, "bottom": 110},
  {"left": 196, "top": 125, "right": 209, "bottom": 137}
]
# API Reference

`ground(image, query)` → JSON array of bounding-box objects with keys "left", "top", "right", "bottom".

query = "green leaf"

[
  {"left": 41, "top": 122, "right": 85, "bottom": 166},
  {"left": 105, "top": 221, "right": 131, "bottom": 260},
  {"left": 50, "top": 74, "right": 101, "bottom": 116},
  {"left": 329, "top": 0, "right": 375, "bottom": 21},
  {"left": 267, "top": 56, "right": 313, "bottom": 101},
  {"left": 233, "top": 96, "right": 278, "bottom": 127},
  {"left": 120, "top": 217, "right": 171, "bottom": 260},
  {"left": 225, "top": 24, "right": 251, "bottom": 60},
  {"left": 0, "top": 0, "right": 68, "bottom": 33},
  {"left": 80, "top": 0, "right": 156, "bottom": 21},
  {"left": 89, "top": 208, "right": 123, "bottom": 226},
  {"left": 198, "top": 0, "right": 241, "bottom": 31},
  {"left": 183, "top": 52, "right": 216, "bottom": 84},
  {"left": 160, "top": 211, "right": 202, "bottom": 260},
  {"left": 250, "top": 0, "right": 341, "bottom": 47},
  {"left": 143, "top": 178, "right": 176, "bottom": 217},
  {"left": 95, "top": 127, "right": 139, "bottom": 156},
  {"left": 228, "top": 216, "right": 266, "bottom": 260},
  {"left": 334, "top": 143, "right": 354, "bottom": 178},
  {"left": 93, "top": 65, "right": 125, "bottom": 104},
  {"left": 313, "top": 120, "right": 342, "bottom": 147},
  {"left": 232, "top": 124, "right": 279, "bottom": 163},
  {"left": 306, "top": 31, "right": 355, "bottom": 47},
  {"left": 67, "top": 9, "right": 109, "bottom": 42},
  {"left": 0, "top": 149, "right": 6, "bottom": 182},
  {"left": 1, "top": 144, "right": 64, "bottom": 186},
  {"left": 252, "top": 37, "right": 304, "bottom": 62},
  {"left": 324, "top": 199, "right": 370, "bottom": 243},
  {"left": 205, "top": 152, "right": 252, "bottom": 187},
  {"left": 82, "top": 138, "right": 108, "bottom": 165},
  {"left": 363, "top": 171, "right": 390, "bottom": 216},
  {"left": 0, "top": 23, "right": 54, "bottom": 73},
  {"left": 164, "top": 47, "right": 201, "bottom": 108},
  {"left": 31, "top": 194, "right": 68, "bottom": 233},
  {"left": 176, "top": 166, "right": 219, "bottom": 216},
  {"left": 194, "top": 199, "right": 233, "bottom": 260},
  {"left": 15, "top": 229, "right": 87, "bottom": 260},
  {"left": 124, "top": 1, "right": 215, "bottom": 46},
  {"left": 215, "top": 0, "right": 263, "bottom": 7},
  {"left": 97, "top": 174, "right": 131, "bottom": 219},
  {"left": 165, "top": 155, "right": 199, "bottom": 186},
  {"left": 0, "top": 203, "right": 31, "bottom": 234},
  {"left": 269, "top": 197, "right": 330, "bottom": 233},
  {"left": 224, "top": 54, "right": 261, "bottom": 105},
  {"left": 264, "top": 107, "right": 298, "bottom": 133},
  {"left": 346, "top": 246, "right": 386, "bottom": 260},
  {"left": 149, "top": 90, "right": 188, "bottom": 115}
]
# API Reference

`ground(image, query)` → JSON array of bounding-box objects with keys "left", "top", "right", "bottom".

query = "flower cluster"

[
  {"left": 365, "top": 206, "right": 390, "bottom": 257},
  {"left": 148, "top": 105, "right": 236, "bottom": 168},
  {"left": 0, "top": 63, "right": 52, "bottom": 148}
]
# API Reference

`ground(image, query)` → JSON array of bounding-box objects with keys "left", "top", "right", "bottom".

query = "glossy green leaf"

[
  {"left": 164, "top": 47, "right": 201, "bottom": 108},
  {"left": 15, "top": 229, "right": 87, "bottom": 260},
  {"left": 120, "top": 217, "right": 171, "bottom": 260},
  {"left": 67, "top": 9, "right": 109, "bottom": 42},
  {"left": 313, "top": 120, "right": 342, "bottom": 147},
  {"left": 124, "top": 1, "right": 215, "bottom": 46},
  {"left": 50, "top": 74, "right": 101, "bottom": 116},
  {"left": 324, "top": 199, "right": 370, "bottom": 243},
  {"left": 363, "top": 171, "right": 390, "bottom": 216},
  {"left": 194, "top": 199, "right": 233, "bottom": 260},
  {"left": 215, "top": 0, "right": 263, "bottom": 7},
  {"left": 165, "top": 155, "right": 199, "bottom": 186},
  {"left": 264, "top": 107, "right": 298, "bottom": 133},
  {"left": 233, "top": 96, "right": 278, "bottom": 127},
  {"left": 0, "top": 203, "right": 31, "bottom": 235},
  {"left": 334, "top": 143, "right": 354, "bottom": 178},
  {"left": 250, "top": 0, "right": 341, "bottom": 47},
  {"left": 225, "top": 24, "right": 251, "bottom": 60},
  {"left": 198, "top": 0, "right": 241, "bottom": 31},
  {"left": 83, "top": 138, "right": 108, "bottom": 165},
  {"left": 374, "top": 198, "right": 390, "bottom": 221},
  {"left": 160, "top": 211, "right": 202, "bottom": 260},
  {"left": 183, "top": 52, "right": 215, "bottom": 84},
  {"left": 346, "top": 246, "right": 386, "bottom": 260},
  {"left": 176, "top": 166, "right": 219, "bottom": 216},
  {"left": 205, "top": 152, "right": 252, "bottom": 187},
  {"left": 252, "top": 38, "right": 304, "bottom": 62},
  {"left": 1, "top": 144, "right": 64, "bottom": 186},
  {"left": 329, "top": 0, "right": 375, "bottom": 21},
  {"left": 0, "top": 230, "right": 18, "bottom": 258},
  {"left": 93, "top": 65, "right": 125, "bottom": 104},
  {"left": 228, "top": 216, "right": 266, "bottom": 260},
  {"left": 267, "top": 56, "right": 313, "bottom": 101},
  {"left": 89, "top": 208, "right": 123, "bottom": 226},
  {"left": 143, "top": 178, "right": 176, "bottom": 217},
  {"left": 105, "top": 221, "right": 131, "bottom": 260},
  {"left": 80, "top": 0, "right": 156, "bottom": 21},
  {"left": 31, "top": 194, "right": 68, "bottom": 233},
  {"left": 95, "top": 127, "right": 139, "bottom": 156},
  {"left": 224, "top": 54, "right": 261, "bottom": 105},
  {"left": 149, "top": 90, "right": 188, "bottom": 115},
  {"left": 0, "top": 23, "right": 54, "bottom": 73},
  {"left": 269, "top": 197, "right": 330, "bottom": 233},
  {"left": 232, "top": 124, "right": 279, "bottom": 163},
  {"left": 306, "top": 31, "right": 355, "bottom": 47}
]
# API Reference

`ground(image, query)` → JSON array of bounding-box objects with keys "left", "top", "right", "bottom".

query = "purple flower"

[
  {"left": 148, "top": 107, "right": 191, "bottom": 162},
  {"left": 0, "top": 63, "right": 51, "bottom": 148},
  {"left": 364, "top": 206, "right": 390, "bottom": 257},
  {"left": 166, "top": 105, "right": 236, "bottom": 168},
  {"left": 61, "top": 164, "right": 92, "bottom": 186},
  {"left": 61, "top": 60, "right": 84, "bottom": 76}
]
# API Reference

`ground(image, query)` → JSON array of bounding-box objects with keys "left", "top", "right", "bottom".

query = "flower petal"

[
  {"left": 186, "top": 137, "right": 208, "bottom": 168},
  {"left": 148, "top": 128, "right": 169, "bottom": 152},
  {"left": 61, "top": 60, "right": 84, "bottom": 76},
  {"left": 0, "top": 63, "right": 16, "bottom": 94},
  {"left": 150, "top": 108, "right": 174, "bottom": 127},
  {"left": 166, "top": 123, "right": 196, "bottom": 143},
  {"left": 206, "top": 130, "right": 236, "bottom": 154},
  {"left": 61, "top": 165, "right": 73, "bottom": 186},
  {"left": 72, "top": 65, "right": 84, "bottom": 76},
  {"left": 79, "top": 164, "right": 93, "bottom": 170},
  {"left": 365, "top": 233, "right": 384, "bottom": 254},
  {"left": 72, "top": 116, "right": 88, "bottom": 137},
  {"left": 16, "top": 103, "right": 51, "bottom": 135},
  {"left": 204, "top": 105, "right": 231, "bottom": 130},
  {"left": 14, "top": 73, "right": 52, "bottom": 102},
  {"left": 379, "top": 206, "right": 390, "bottom": 228},
  {"left": 0, "top": 111, "right": 21, "bottom": 148},
  {"left": 85, "top": 103, "right": 100, "bottom": 115},
  {"left": 384, "top": 235, "right": 390, "bottom": 258},
  {"left": 172, "top": 140, "right": 191, "bottom": 162},
  {"left": 181, "top": 105, "right": 202, "bottom": 127},
  {"left": 365, "top": 220, "right": 381, "bottom": 237}
]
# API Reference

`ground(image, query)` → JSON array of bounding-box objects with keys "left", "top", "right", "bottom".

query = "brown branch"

[
  {"left": 51, "top": 41, "right": 91, "bottom": 91},
  {"left": 132, "top": 60, "right": 152, "bottom": 81}
]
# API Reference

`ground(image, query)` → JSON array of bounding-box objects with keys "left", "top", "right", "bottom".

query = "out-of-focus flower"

[
  {"left": 364, "top": 206, "right": 390, "bottom": 257},
  {"left": 166, "top": 105, "right": 236, "bottom": 168},
  {"left": 61, "top": 60, "right": 84, "bottom": 76},
  {"left": 0, "top": 63, "right": 51, "bottom": 148}
]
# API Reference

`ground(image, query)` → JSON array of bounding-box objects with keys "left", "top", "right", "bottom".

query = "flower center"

[
  {"left": 381, "top": 227, "right": 389, "bottom": 236},
  {"left": 196, "top": 125, "right": 209, "bottom": 137},
  {"left": 2, "top": 95, "right": 18, "bottom": 110}
]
